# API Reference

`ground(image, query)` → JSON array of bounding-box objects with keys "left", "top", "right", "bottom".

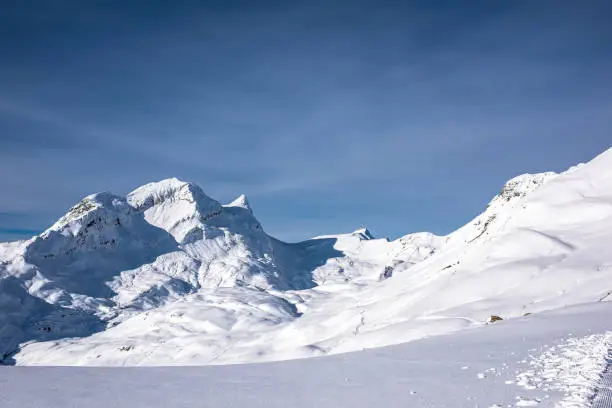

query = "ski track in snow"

[{"left": 516, "top": 332, "right": 612, "bottom": 408}]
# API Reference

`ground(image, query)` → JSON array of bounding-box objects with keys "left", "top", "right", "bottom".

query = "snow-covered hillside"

[
  {"left": 3, "top": 303, "right": 612, "bottom": 408},
  {"left": 1, "top": 148, "right": 611, "bottom": 366}
]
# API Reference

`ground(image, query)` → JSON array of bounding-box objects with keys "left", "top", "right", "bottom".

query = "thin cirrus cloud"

[{"left": 1, "top": 1, "right": 611, "bottom": 242}]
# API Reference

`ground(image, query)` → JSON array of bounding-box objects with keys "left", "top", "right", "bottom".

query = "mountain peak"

[
  {"left": 45, "top": 192, "right": 129, "bottom": 236},
  {"left": 226, "top": 194, "right": 252, "bottom": 212},
  {"left": 488, "top": 172, "right": 557, "bottom": 208},
  {"left": 127, "top": 178, "right": 222, "bottom": 243},
  {"left": 352, "top": 227, "right": 374, "bottom": 240},
  {"left": 127, "top": 178, "right": 218, "bottom": 210}
]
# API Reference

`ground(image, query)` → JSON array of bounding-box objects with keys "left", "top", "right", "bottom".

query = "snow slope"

[
  {"left": 2, "top": 302, "right": 612, "bottom": 408},
  {"left": 1, "top": 148, "right": 611, "bottom": 366}
]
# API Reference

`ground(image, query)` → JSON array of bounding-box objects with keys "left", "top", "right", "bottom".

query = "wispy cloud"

[{"left": 1, "top": 1, "right": 611, "bottom": 241}]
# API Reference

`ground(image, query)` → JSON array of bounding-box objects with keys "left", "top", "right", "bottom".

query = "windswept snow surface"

[
  {"left": 1, "top": 148, "right": 612, "bottom": 366},
  {"left": 517, "top": 331, "right": 612, "bottom": 407},
  {"left": 2, "top": 303, "right": 612, "bottom": 408}
]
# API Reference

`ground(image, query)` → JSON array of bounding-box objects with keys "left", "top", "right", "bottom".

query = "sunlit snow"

[{"left": 1, "top": 148, "right": 612, "bottom": 407}]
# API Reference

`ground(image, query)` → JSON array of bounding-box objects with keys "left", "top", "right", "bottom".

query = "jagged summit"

[
  {"left": 352, "top": 227, "right": 374, "bottom": 240},
  {"left": 226, "top": 194, "right": 252, "bottom": 212},
  {"left": 312, "top": 227, "right": 376, "bottom": 241}
]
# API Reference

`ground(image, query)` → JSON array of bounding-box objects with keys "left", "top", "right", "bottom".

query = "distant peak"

[
  {"left": 352, "top": 227, "right": 374, "bottom": 240},
  {"left": 227, "top": 194, "right": 252, "bottom": 212}
]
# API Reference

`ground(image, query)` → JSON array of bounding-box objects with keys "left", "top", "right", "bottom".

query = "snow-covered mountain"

[{"left": 1, "top": 148, "right": 611, "bottom": 366}]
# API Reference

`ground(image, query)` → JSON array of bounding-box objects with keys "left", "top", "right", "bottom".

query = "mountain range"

[{"left": 1, "top": 148, "right": 611, "bottom": 366}]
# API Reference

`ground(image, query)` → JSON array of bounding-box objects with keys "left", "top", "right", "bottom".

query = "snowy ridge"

[
  {"left": 1, "top": 148, "right": 612, "bottom": 366},
  {"left": 490, "top": 172, "right": 557, "bottom": 206}
]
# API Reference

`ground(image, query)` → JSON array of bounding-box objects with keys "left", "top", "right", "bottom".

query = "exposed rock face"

[
  {"left": 494, "top": 172, "right": 557, "bottom": 203},
  {"left": 487, "top": 315, "right": 504, "bottom": 323}
]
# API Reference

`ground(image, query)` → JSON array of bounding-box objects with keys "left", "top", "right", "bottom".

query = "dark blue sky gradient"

[{"left": 1, "top": 1, "right": 611, "bottom": 241}]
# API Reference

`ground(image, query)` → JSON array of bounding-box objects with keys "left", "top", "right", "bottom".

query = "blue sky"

[{"left": 1, "top": 1, "right": 611, "bottom": 242}]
